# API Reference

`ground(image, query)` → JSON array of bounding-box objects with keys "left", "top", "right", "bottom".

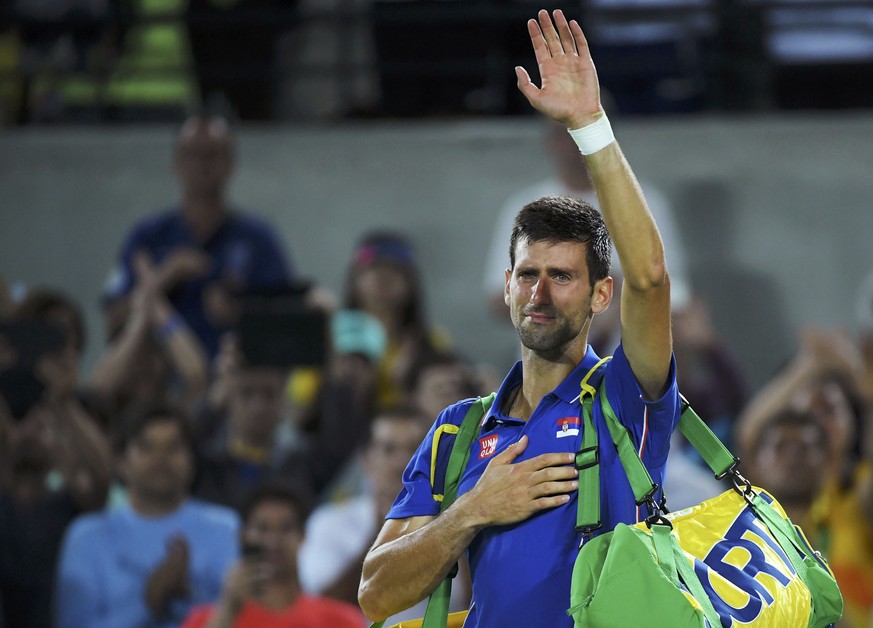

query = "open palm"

[{"left": 516, "top": 10, "right": 603, "bottom": 129}]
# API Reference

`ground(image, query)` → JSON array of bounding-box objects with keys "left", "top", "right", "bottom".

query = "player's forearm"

[
  {"left": 359, "top": 501, "right": 482, "bottom": 621},
  {"left": 585, "top": 143, "right": 667, "bottom": 291}
]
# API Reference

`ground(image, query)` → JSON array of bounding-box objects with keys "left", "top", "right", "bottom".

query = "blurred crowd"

[
  {"left": 3, "top": 0, "right": 872, "bottom": 126},
  {"left": 2, "top": 110, "right": 873, "bottom": 628}
]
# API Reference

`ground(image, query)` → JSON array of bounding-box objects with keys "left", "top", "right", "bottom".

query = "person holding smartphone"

[{"left": 182, "top": 482, "right": 365, "bottom": 628}]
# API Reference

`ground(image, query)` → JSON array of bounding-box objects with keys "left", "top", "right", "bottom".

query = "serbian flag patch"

[{"left": 556, "top": 416, "right": 580, "bottom": 438}]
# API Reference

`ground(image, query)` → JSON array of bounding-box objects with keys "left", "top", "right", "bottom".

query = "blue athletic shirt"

[
  {"left": 102, "top": 208, "right": 293, "bottom": 357},
  {"left": 387, "top": 344, "right": 680, "bottom": 628}
]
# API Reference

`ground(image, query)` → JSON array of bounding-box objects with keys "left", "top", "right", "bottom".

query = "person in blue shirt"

[
  {"left": 102, "top": 113, "right": 294, "bottom": 358},
  {"left": 359, "top": 10, "right": 681, "bottom": 627},
  {"left": 55, "top": 402, "right": 240, "bottom": 627}
]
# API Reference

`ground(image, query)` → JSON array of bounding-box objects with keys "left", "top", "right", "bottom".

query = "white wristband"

[{"left": 567, "top": 115, "right": 615, "bottom": 155}]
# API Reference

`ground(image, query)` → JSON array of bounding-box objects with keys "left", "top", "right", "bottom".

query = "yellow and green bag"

[{"left": 569, "top": 373, "right": 844, "bottom": 628}]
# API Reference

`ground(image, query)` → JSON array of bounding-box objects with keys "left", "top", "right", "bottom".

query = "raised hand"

[
  {"left": 460, "top": 435, "right": 578, "bottom": 527},
  {"left": 157, "top": 247, "right": 212, "bottom": 291},
  {"left": 516, "top": 9, "right": 603, "bottom": 129},
  {"left": 217, "top": 557, "right": 271, "bottom": 616}
]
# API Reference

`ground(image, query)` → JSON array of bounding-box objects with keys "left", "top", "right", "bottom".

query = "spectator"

[
  {"left": 0, "top": 317, "right": 112, "bottom": 628},
  {"left": 344, "top": 231, "right": 449, "bottom": 408},
  {"left": 12, "top": 288, "right": 87, "bottom": 396},
  {"left": 102, "top": 112, "right": 294, "bottom": 358},
  {"left": 408, "top": 351, "right": 486, "bottom": 427},
  {"left": 672, "top": 293, "right": 748, "bottom": 448},
  {"left": 193, "top": 351, "right": 314, "bottom": 512},
  {"left": 55, "top": 402, "right": 239, "bottom": 628},
  {"left": 743, "top": 407, "right": 830, "bottom": 525},
  {"left": 299, "top": 407, "right": 470, "bottom": 623},
  {"left": 10, "top": 288, "right": 85, "bottom": 360},
  {"left": 292, "top": 309, "right": 385, "bottom": 496},
  {"left": 89, "top": 251, "right": 209, "bottom": 429},
  {"left": 736, "top": 326, "right": 873, "bottom": 627},
  {"left": 820, "top": 440, "right": 873, "bottom": 628},
  {"left": 182, "top": 481, "right": 365, "bottom": 627},
  {"left": 11, "top": 286, "right": 105, "bottom": 418},
  {"left": 737, "top": 327, "right": 869, "bottom": 490},
  {"left": 660, "top": 292, "right": 747, "bottom": 511}
]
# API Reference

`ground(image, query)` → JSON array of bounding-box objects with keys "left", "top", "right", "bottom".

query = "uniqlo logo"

[{"left": 479, "top": 434, "right": 499, "bottom": 460}]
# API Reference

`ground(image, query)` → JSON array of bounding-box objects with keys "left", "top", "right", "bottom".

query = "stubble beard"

[{"left": 514, "top": 308, "right": 591, "bottom": 356}]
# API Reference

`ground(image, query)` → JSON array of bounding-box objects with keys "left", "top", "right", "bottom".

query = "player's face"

[{"left": 506, "top": 238, "right": 606, "bottom": 359}]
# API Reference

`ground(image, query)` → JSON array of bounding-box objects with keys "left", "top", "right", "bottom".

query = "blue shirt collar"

[{"left": 485, "top": 346, "right": 603, "bottom": 425}]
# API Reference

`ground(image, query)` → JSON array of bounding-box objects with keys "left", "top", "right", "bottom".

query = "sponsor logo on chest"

[{"left": 478, "top": 434, "right": 499, "bottom": 459}]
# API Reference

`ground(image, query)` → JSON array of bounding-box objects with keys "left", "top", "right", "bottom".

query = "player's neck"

[{"left": 515, "top": 343, "right": 587, "bottom": 420}]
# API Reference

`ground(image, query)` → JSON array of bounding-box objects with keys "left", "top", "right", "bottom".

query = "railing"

[{"left": 1, "top": 0, "right": 872, "bottom": 125}]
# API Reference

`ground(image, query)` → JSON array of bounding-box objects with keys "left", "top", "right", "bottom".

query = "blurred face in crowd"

[
  {"left": 364, "top": 413, "right": 426, "bottom": 507},
  {"left": 37, "top": 308, "right": 84, "bottom": 390},
  {"left": 34, "top": 345, "right": 79, "bottom": 400},
  {"left": 414, "top": 362, "right": 477, "bottom": 424},
  {"left": 242, "top": 498, "right": 302, "bottom": 582},
  {"left": 5, "top": 405, "right": 55, "bottom": 484},
  {"left": 42, "top": 306, "right": 84, "bottom": 358},
  {"left": 794, "top": 380, "right": 856, "bottom": 458},
  {"left": 228, "top": 367, "right": 287, "bottom": 447},
  {"left": 114, "top": 340, "right": 171, "bottom": 405},
  {"left": 353, "top": 262, "right": 412, "bottom": 320},
  {"left": 122, "top": 417, "right": 193, "bottom": 510},
  {"left": 174, "top": 116, "right": 235, "bottom": 200},
  {"left": 751, "top": 420, "right": 827, "bottom": 503}
]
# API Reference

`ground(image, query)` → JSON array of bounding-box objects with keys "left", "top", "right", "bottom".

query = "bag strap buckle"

[
  {"left": 575, "top": 445, "right": 600, "bottom": 470},
  {"left": 730, "top": 469, "right": 757, "bottom": 507},
  {"left": 575, "top": 521, "right": 603, "bottom": 547},
  {"left": 642, "top": 490, "right": 672, "bottom": 529}
]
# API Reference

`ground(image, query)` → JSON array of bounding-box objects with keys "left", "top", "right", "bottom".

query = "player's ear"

[{"left": 591, "top": 276, "right": 612, "bottom": 314}]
